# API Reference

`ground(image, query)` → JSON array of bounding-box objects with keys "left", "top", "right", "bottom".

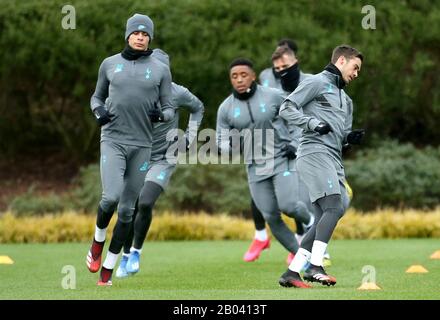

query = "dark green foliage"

[
  {"left": 67, "top": 162, "right": 252, "bottom": 216},
  {"left": 70, "top": 163, "right": 101, "bottom": 212},
  {"left": 346, "top": 140, "right": 440, "bottom": 210},
  {"left": 8, "top": 185, "right": 67, "bottom": 216},
  {"left": 155, "top": 163, "right": 251, "bottom": 215},
  {"left": 1, "top": 0, "right": 439, "bottom": 159},
  {"left": 10, "top": 139, "right": 440, "bottom": 214}
]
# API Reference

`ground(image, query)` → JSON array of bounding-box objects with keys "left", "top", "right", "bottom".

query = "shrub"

[
  {"left": 8, "top": 185, "right": 68, "bottom": 216},
  {"left": 1, "top": 0, "right": 439, "bottom": 158},
  {"left": 1, "top": 209, "right": 440, "bottom": 243},
  {"left": 345, "top": 140, "right": 440, "bottom": 210},
  {"left": 70, "top": 163, "right": 101, "bottom": 213}
]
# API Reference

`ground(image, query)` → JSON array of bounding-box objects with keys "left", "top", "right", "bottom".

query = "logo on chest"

[
  {"left": 145, "top": 68, "right": 152, "bottom": 79},
  {"left": 233, "top": 107, "right": 241, "bottom": 118},
  {"left": 260, "top": 103, "right": 267, "bottom": 113},
  {"left": 114, "top": 64, "right": 124, "bottom": 73}
]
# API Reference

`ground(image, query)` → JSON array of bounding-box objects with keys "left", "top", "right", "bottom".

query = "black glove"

[
  {"left": 281, "top": 144, "right": 297, "bottom": 160},
  {"left": 346, "top": 129, "right": 365, "bottom": 145},
  {"left": 94, "top": 106, "right": 115, "bottom": 126},
  {"left": 314, "top": 122, "right": 333, "bottom": 135},
  {"left": 173, "top": 135, "right": 190, "bottom": 156},
  {"left": 148, "top": 104, "right": 164, "bottom": 123}
]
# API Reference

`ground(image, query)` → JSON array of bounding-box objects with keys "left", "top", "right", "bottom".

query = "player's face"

[
  {"left": 230, "top": 65, "right": 256, "bottom": 93},
  {"left": 128, "top": 31, "right": 149, "bottom": 51},
  {"left": 272, "top": 53, "right": 298, "bottom": 73},
  {"left": 340, "top": 56, "right": 362, "bottom": 84}
]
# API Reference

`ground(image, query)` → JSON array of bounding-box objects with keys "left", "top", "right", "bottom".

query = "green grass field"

[{"left": 0, "top": 239, "right": 439, "bottom": 300}]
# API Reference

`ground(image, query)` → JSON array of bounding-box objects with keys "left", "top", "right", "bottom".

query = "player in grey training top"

[
  {"left": 278, "top": 45, "right": 365, "bottom": 288},
  {"left": 86, "top": 13, "right": 174, "bottom": 286},
  {"left": 259, "top": 38, "right": 299, "bottom": 90},
  {"left": 217, "top": 58, "right": 314, "bottom": 258},
  {"left": 115, "top": 49, "right": 204, "bottom": 277},
  {"left": 244, "top": 42, "right": 315, "bottom": 264}
]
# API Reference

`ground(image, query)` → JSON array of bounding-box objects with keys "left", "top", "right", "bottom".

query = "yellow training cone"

[
  {"left": 357, "top": 282, "right": 381, "bottom": 290},
  {"left": 406, "top": 265, "right": 428, "bottom": 273},
  {"left": 0, "top": 256, "right": 14, "bottom": 264},
  {"left": 430, "top": 250, "right": 440, "bottom": 260}
]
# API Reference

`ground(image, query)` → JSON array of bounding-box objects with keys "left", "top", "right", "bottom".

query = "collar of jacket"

[
  {"left": 323, "top": 63, "right": 346, "bottom": 89},
  {"left": 121, "top": 45, "right": 153, "bottom": 61},
  {"left": 232, "top": 81, "right": 257, "bottom": 100}
]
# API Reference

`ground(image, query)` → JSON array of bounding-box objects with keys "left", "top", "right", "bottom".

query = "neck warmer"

[
  {"left": 232, "top": 81, "right": 257, "bottom": 100},
  {"left": 324, "top": 63, "right": 346, "bottom": 89},
  {"left": 272, "top": 67, "right": 281, "bottom": 79},
  {"left": 121, "top": 45, "right": 153, "bottom": 61},
  {"left": 279, "top": 63, "right": 301, "bottom": 92}
]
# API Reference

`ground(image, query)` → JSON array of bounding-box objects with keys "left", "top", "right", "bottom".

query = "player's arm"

[
  {"left": 279, "top": 78, "right": 325, "bottom": 132},
  {"left": 215, "top": 102, "right": 233, "bottom": 154},
  {"left": 90, "top": 59, "right": 114, "bottom": 126},
  {"left": 344, "top": 95, "right": 365, "bottom": 145},
  {"left": 178, "top": 86, "right": 205, "bottom": 148},
  {"left": 158, "top": 65, "right": 175, "bottom": 122}
]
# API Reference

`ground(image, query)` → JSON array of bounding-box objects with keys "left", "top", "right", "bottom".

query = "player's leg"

[
  {"left": 243, "top": 198, "right": 271, "bottom": 262},
  {"left": 98, "top": 146, "right": 150, "bottom": 285},
  {"left": 274, "top": 169, "right": 314, "bottom": 264},
  {"left": 249, "top": 179, "right": 300, "bottom": 258},
  {"left": 127, "top": 162, "right": 172, "bottom": 274},
  {"left": 115, "top": 199, "right": 138, "bottom": 278},
  {"left": 279, "top": 153, "right": 336, "bottom": 287},
  {"left": 125, "top": 181, "right": 163, "bottom": 274},
  {"left": 299, "top": 154, "right": 343, "bottom": 286},
  {"left": 87, "top": 141, "right": 125, "bottom": 273}
]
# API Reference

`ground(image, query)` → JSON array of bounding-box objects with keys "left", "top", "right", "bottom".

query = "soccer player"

[
  {"left": 278, "top": 45, "right": 364, "bottom": 288},
  {"left": 86, "top": 14, "right": 174, "bottom": 286},
  {"left": 115, "top": 49, "right": 204, "bottom": 277},
  {"left": 216, "top": 58, "right": 314, "bottom": 261},
  {"left": 244, "top": 39, "right": 305, "bottom": 263},
  {"left": 259, "top": 38, "right": 299, "bottom": 90}
]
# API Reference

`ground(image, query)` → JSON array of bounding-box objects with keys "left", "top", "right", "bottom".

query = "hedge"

[
  {"left": 2, "top": 208, "right": 440, "bottom": 243},
  {"left": 1, "top": 0, "right": 439, "bottom": 159}
]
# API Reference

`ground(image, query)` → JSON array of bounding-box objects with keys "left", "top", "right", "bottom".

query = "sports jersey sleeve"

[
  {"left": 279, "top": 78, "right": 322, "bottom": 131},
  {"left": 90, "top": 59, "right": 109, "bottom": 112}
]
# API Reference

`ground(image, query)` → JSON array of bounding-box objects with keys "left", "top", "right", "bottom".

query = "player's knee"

[
  {"left": 117, "top": 205, "right": 134, "bottom": 224},
  {"left": 138, "top": 197, "right": 154, "bottom": 214},
  {"left": 328, "top": 205, "right": 345, "bottom": 220},
  {"left": 280, "top": 200, "right": 307, "bottom": 219},
  {"left": 264, "top": 212, "right": 282, "bottom": 227},
  {"left": 100, "top": 194, "right": 119, "bottom": 212},
  {"left": 278, "top": 201, "right": 294, "bottom": 215}
]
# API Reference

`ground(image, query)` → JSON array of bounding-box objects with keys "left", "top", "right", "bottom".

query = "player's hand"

[
  {"left": 314, "top": 122, "right": 333, "bottom": 135},
  {"left": 94, "top": 106, "right": 115, "bottom": 126},
  {"left": 148, "top": 103, "right": 164, "bottom": 123},
  {"left": 281, "top": 144, "right": 297, "bottom": 160},
  {"left": 347, "top": 129, "right": 365, "bottom": 145},
  {"left": 173, "top": 135, "right": 190, "bottom": 156}
]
